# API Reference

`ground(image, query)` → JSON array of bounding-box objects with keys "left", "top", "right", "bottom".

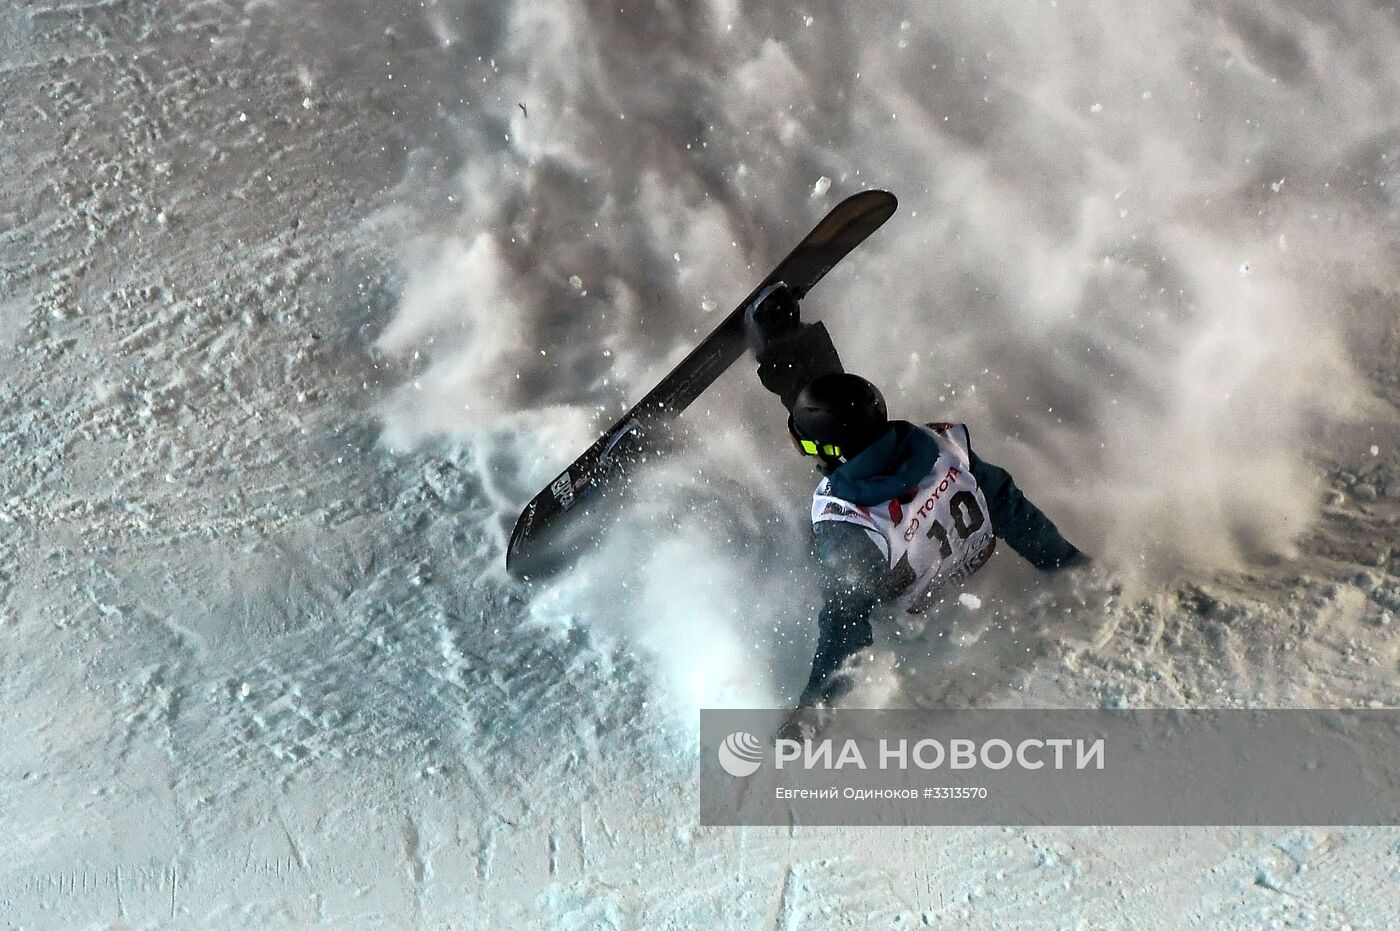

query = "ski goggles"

[
  {"left": 786, "top": 413, "right": 844, "bottom": 463},
  {"left": 786, "top": 413, "right": 843, "bottom": 461},
  {"left": 796, "top": 438, "right": 843, "bottom": 459}
]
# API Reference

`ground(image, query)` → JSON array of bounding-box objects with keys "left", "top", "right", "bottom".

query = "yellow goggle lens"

[{"left": 797, "top": 439, "right": 842, "bottom": 459}]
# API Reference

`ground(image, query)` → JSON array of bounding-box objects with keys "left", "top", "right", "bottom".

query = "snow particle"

[
  {"left": 1090, "top": 102, "right": 1103, "bottom": 113},
  {"left": 958, "top": 593, "right": 982, "bottom": 610},
  {"left": 812, "top": 176, "right": 832, "bottom": 198},
  {"left": 568, "top": 275, "right": 583, "bottom": 290}
]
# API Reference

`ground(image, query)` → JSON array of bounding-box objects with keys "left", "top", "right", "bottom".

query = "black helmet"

[{"left": 788, "top": 372, "right": 888, "bottom": 465}]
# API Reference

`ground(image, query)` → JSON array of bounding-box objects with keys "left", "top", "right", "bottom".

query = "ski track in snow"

[{"left": 2, "top": 0, "right": 1399, "bottom": 928}]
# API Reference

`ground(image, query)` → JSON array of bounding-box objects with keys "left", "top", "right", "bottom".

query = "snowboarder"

[{"left": 744, "top": 284, "right": 1089, "bottom": 715}]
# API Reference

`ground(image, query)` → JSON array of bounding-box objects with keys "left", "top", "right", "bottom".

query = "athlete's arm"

[
  {"left": 745, "top": 287, "right": 844, "bottom": 411},
  {"left": 799, "top": 522, "right": 909, "bottom": 706},
  {"left": 966, "top": 444, "right": 1087, "bottom": 571},
  {"left": 756, "top": 322, "right": 844, "bottom": 411}
]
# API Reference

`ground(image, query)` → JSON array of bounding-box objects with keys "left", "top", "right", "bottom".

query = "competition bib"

[{"left": 811, "top": 423, "right": 996, "bottom": 613}]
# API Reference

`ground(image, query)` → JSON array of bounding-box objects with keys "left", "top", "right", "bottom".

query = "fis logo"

[{"left": 717, "top": 732, "right": 764, "bottom": 777}]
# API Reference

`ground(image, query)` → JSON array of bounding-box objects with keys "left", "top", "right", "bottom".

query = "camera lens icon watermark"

[{"left": 717, "top": 731, "right": 764, "bottom": 777}]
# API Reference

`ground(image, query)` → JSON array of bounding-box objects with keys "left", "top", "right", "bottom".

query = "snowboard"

[{"left": 506, "top": 189, "right": 898, "bottom": 578}]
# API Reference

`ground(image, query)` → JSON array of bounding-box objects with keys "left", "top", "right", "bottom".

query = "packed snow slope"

[{"left": 2, "top": 0, "right": 1399, "bottom": 928}]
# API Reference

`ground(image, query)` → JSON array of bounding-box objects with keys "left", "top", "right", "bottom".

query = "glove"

[
  {"left": 775, "top": 706, "right": 823, "bottom": 744},
  {"left": 743, "top": 281, "right": 800, "bottom": 355},
  {"left": 1058, "top": 550, "right": 1092, "bottom": 571}
]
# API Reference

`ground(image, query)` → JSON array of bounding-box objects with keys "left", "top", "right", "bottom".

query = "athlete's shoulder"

[
  {"left": 811, "top": 482, "right": 879, "bottom": 531},
  {"left": 924, "top": 420, "right": 973, "bottom": 450}
]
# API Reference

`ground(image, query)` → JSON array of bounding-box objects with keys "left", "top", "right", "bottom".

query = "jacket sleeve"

[
  {"left": 966, "top": 440, "right": 1087, "bottom": 571},
  {"left": 799, "top": 521, "right": 912, "bottom": 706},
  {"left": 755, "top": 321, "right": 844, "bottom": 412}
]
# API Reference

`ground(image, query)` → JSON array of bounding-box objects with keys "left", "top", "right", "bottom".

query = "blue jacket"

[
  {"left": 753, "top": 321, "right": 1085, "bottom": 706},
  {"left": 803, "top": 419, "right": 1085, "bottom": 705}
]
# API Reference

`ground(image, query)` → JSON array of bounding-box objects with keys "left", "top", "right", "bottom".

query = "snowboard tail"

[{"left": 506, "top": 190, "right": 898, "bottom": 577}]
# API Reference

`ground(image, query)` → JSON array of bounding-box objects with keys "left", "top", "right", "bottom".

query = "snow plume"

[
  {"left": 274, "top": 2, "right": 1395, "bottom": 697},
  {"left": 514, "top": 426, "right": 819, "bottom": 714}
]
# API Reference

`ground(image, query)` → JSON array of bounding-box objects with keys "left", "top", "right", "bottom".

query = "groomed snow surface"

[{"left": 3, "top": 1, "right": 1399, "bottom": 928}]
